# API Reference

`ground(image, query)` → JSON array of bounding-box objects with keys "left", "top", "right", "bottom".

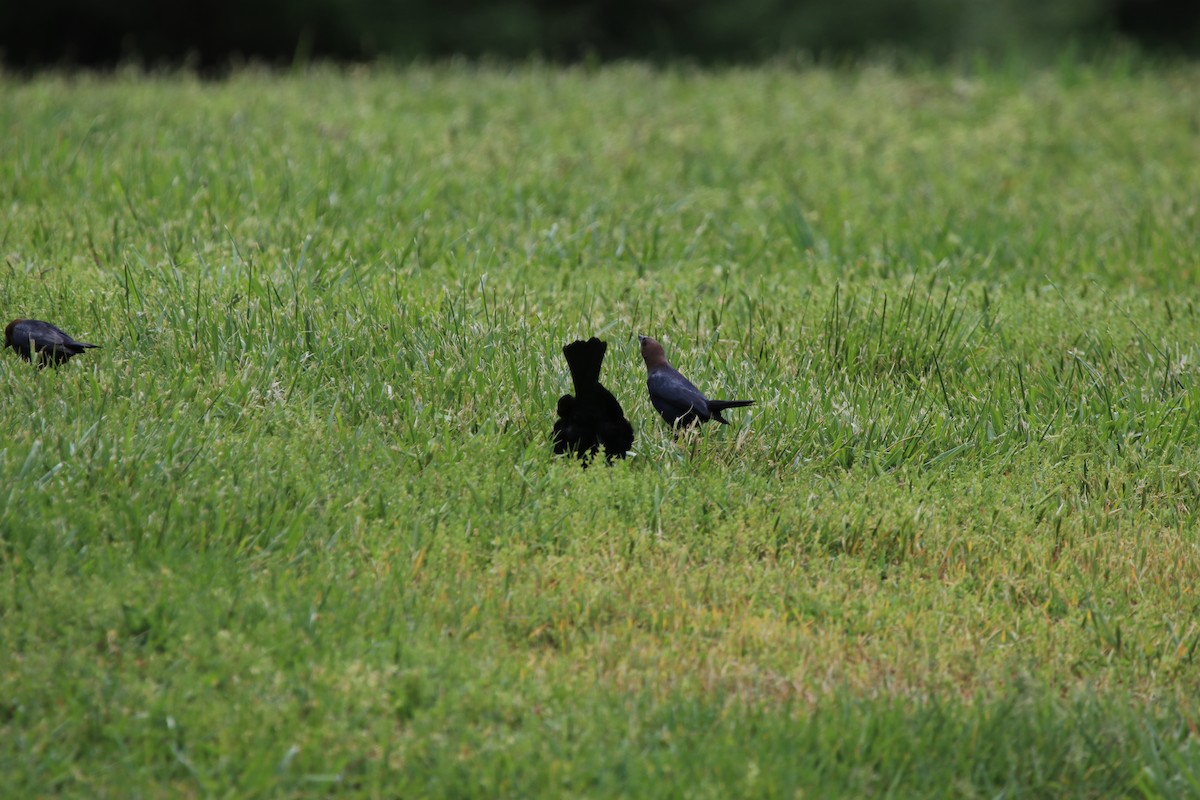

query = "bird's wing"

[
  {"left": 20, "top": 321, "right": 74, "bottom": 348},
  {"left": 648, "top": 370, "right": 710, "bottom": 417}
]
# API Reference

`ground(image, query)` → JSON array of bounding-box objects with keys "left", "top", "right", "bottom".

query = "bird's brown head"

[
  {"left": 638, "top": 334, "right": 669, "bottom": 369},
  {"left": 4, "top": 319, "right": 22, "bottom": 348}
]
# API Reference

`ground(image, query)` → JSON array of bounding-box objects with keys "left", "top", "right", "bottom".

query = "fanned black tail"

[
  {"left": 562, "top": 337, "right": 606, "bottom": 393},
  {"left": 709, "top": 399, "right": 754, "bottom": 425}
]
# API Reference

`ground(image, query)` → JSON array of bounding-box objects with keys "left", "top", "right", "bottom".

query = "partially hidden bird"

[
  {"left": 638, "top": 335, "right": 753, "bottom": 428},
  {"left": 552, "top": 337, "right": 634, "bottom": 464},
  {"left": 5, "top": 318, "right": 100, "bottom": 367}
]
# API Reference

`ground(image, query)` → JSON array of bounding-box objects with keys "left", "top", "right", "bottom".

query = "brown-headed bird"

[
  {"left": 552, "top": 337, "right": 634, "bottom": 464},
  {"left": 5, "top": 319, "right": 99, "bottom": 367},
  {"left": 638, "top": 335, "right": 753, "bottom": 428}
]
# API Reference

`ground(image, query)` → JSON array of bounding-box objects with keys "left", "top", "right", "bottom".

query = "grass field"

[{"left": 3, "top": 57, "right": 1200, "bottom": 796}]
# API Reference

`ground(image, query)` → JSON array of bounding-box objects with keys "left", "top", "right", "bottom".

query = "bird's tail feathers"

[
  {"left": 562, "top": 338, "right": 606, "bottom": 389},
  {"left": 709, "top": 399, "right": 754, "bottom": 411},
  {"left": 709, "top": 399, "right": 754, "bottom": 425}
]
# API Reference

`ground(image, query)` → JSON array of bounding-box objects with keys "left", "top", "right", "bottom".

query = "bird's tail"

[
  {"left": 562, "top": 338, "right": 606, "bottom": 390},
  {"left": 709, "top": 399, "right": 754, "bottom": 425}
]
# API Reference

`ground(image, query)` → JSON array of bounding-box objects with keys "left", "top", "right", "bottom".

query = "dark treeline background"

[{"left": 2, "top": 0, "right": 1198, "bottom": 69}]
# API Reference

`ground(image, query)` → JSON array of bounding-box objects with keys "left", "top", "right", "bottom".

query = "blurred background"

[{"left": 1, "top": 0, "right": 1197, "bottom": 69}]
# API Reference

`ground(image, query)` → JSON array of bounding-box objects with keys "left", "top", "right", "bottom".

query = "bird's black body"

[
  {"left": 5, "top": 319, "right": 99, "bottom": 367},
  {"left": 639, "top": 335, "right": 753, "bottom": 428},
  {"left": 552, "top": 337, "right": 634, "bottom": 464}
]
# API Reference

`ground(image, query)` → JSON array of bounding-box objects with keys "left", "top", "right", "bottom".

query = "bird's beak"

[{"left": 637, "top": 334, "right": 647, "bottom": 344}]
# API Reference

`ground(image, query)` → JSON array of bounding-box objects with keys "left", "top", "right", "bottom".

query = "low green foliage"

[{"left": 3, "top": 59, "right": 1200, "bottom": 796}]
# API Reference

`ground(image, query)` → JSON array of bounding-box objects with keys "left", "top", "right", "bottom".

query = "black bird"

[
  {"left": 5, "top": 318, "right": 99, "bottom": 367},
  {"left": 552, "top": 337, "right": 634, "bottom": 463},
  {"left": 638, "top": 335, "right": 753, "bottom": 428}
]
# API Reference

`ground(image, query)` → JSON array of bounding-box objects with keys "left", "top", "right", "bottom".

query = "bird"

[
  {"left": 4, "top": 318, "right": 100, "bottom": 367},
  {"left": 638, "top": 335, "right": 753, "bottom": 428},
  {"left": 552, "top": 337, "right": 634, "bottom": 464}
]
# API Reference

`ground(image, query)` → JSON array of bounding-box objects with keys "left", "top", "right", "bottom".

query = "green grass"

[{"left": 3, "top": 58, "right": 1200, "bottom": 797}]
